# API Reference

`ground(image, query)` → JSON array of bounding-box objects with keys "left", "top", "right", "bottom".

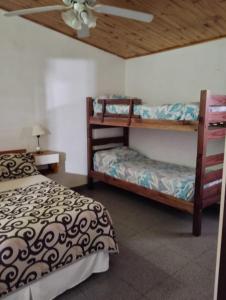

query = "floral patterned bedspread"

[
  {"left": 0, "top": 180, "right": 118, "bottom": 297},
  {"left": 93, "top": 96, "right": 226, "bottom": 121},
  {"left": 94, "top": 147, "right": 195, "bottom": 201},
  {"left": 93, "top": 96, "right": 199, "bottom": 121}
]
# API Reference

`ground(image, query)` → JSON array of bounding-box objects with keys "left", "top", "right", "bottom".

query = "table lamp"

[{"left": 32, "top": 124, "right": 46, "bottom": 153}]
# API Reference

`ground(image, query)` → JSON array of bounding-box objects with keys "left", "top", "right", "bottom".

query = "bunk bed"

[{"left": 86, "top": 90, "right": 226, "bottom": 236}]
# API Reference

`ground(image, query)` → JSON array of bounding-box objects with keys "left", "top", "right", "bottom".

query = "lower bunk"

[{"left": 89, "top": 147, "right": 222, "bottom": 236}]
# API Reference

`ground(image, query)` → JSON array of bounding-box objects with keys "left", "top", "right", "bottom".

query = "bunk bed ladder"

[
  {"left": 86, "top": 97, "right": 129, "bottom": 188},
  {"left": 87, "top": 97, "right": 94, "bottom": 188},
  {"left": 193, "top": 90, "right": 226, "bottom": 236},
  {"left": 193, "top": 90, "right": 209, "bottom": 236}
]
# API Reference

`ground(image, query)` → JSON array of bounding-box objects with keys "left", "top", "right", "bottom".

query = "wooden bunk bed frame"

[{"left": 87, "top": 90, "right": 226, "bottom": 236}]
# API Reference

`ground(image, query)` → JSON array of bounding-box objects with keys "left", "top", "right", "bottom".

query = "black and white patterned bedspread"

[{"left": 0, "top": 180, "right": 118, "bottom": 297}]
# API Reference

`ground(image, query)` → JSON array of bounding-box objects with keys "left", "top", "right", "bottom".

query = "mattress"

[
  {"left": 94, "top": 147, "right": 222, "bottom": 202},
  {"left": 94, "top": 147, "right": 196, "bottom": 201},
  {"left": 93, "top": 96, "right": 226, "bottom": 121},
  {"left": 0, "top": 175, "right": 118, "bottom": 298}
]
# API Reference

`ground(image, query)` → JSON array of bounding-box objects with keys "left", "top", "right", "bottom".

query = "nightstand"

[{"left": 32, "top": 151, "right": 60, "bottom": 174}]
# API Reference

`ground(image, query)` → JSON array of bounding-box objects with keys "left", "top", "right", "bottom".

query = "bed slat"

[
  {"left": 204, "top": 169, "right": 223, "bottom": 184},
  {"left": 92, "top": 125, "right": 120, "bottom": 129},
  {"left": 98, "top": 99, "right": 142, "bottom": 105},
  {"left": 208, "top": 112, "right": 226, "bottom": 123},
  {"left": 209, "top": 95, "right": 226, "bottom": 106},
  {"left": 90, "top": 116, "right": 132, "bottom": 127},
  {"left": 203, "top": 194, "right": 221, "bottom": 208},
  {"left": 96, "top": 113, "right": 140, "bottom": 119},
  {"left": 205, "top": 153, "right": 224, "bottom": 167},
  {"left": 93, "top": 136, "right": 124, "bottom": 146},
  {"left": 203, "top": 182, "right": 222, "bottom": 199},
  {"left": 207, "top": 128, "right": 226, "bottom": 140}
]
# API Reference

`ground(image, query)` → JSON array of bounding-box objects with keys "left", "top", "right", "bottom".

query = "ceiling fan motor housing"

[{"left": 63, "top": 0, "right": 91, "bottom": 5}]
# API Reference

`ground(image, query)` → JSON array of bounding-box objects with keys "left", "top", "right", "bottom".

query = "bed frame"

[
  {"left": 0, "top": 149, "right": 26, "bottom": 154},
  {"left": 87, "top": 90, "right": 226, "bottom": 236}
]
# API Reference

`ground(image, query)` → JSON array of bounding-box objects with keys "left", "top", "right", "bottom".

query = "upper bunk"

[{"left": 87, "top": 90, "right": 226, "bottom": 132}]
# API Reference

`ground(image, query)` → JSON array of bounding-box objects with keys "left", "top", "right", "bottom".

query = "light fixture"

[
  {"left": 32, "top": 124, "right": 46, "bottom": 153},
  {"left": 74, "top": 3, "right": 96, "bottom": 28},
  {"left": 62, "top": 9, "right": 82, "bottom": 30},
  {"left": 84, "top": 10, "right": 96, "bottom": 28}
]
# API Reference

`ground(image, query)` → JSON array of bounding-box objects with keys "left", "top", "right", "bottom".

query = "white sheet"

[
  {"left": 0, "top": 174, "right": 50, "bottom": 192},
  {"left": 4, "top": 252, "right": 109, "bottom": 300}
]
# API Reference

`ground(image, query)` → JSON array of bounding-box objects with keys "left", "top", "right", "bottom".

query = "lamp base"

[{"left": 36, "top": 146, "right": 41, "bottom": 154}]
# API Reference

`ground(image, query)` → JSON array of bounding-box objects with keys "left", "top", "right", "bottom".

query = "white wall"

[
  {"left": 0, "top": 10, "right": 125, "bottom": 186},
  {"left": 1, "top": 9, "right": 226, "bottom": 186},
  {"left": 125, "top": 39, "right": 226, "bottom": 167}
]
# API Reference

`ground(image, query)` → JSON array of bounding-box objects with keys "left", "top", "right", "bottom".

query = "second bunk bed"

[{"left": 86, "top": 90, "right": 226, "bottom": 236}]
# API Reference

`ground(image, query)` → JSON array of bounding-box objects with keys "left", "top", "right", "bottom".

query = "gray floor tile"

[
  {"left": 107, "top": 244, "right": 169, "bottom": 295},
  {"left": 55, "top": 286, "right": 87, "bottom": 300},
  {"left": 123, "top": 228, "right": 170, "bottom": 257},
  {"left": 79, "top": 273, "right": 143, "bottom": 300},
  {"left": 145, "top": 276, "right": 211, "bottom": 300},
  {"left": 114, "top": 220, "right": 139, "bottom": 240},
  {"left": 194, "top": 248, "right": 217, "bottom": 272},
  {"left": 144, "top": 244, "right": 190, "bottom": 276},
  {"left": 68, "top": 183, "right": 218, "bottom": 300},
  {"left": 162, "top": 233, "right": 217, "bottom": 261},
  {"left": 173, "top": 263, "right": 215, "bottom": 298}
]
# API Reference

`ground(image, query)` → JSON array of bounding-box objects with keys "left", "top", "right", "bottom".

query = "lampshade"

[{"left": 32, "top": 124, "right": 46, "bottom": 137}]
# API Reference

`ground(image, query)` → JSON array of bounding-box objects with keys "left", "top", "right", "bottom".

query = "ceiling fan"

[{"left": 4, "top": 0, "right": 154, "bottom": 38}]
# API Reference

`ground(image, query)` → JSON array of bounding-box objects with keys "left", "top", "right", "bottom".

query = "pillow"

[
  {"left": 93, "top": 95, "right": 131, "bottom": 115},
  {"left": 94, "top": 146, "right": 144, "bottom": 170},
  {"left": 104, "top": 146, "right": 143, "bottom": 163},
  {"left": 0, "top": 153, "right": 39, "bottom": 181}
]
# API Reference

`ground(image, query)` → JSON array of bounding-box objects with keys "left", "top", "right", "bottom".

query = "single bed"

[
  {"left": 0, "top": 151, "right": 118, "bottom": 300},
  {"left": 93, "top": 96, "right": 226, "bottom": 121},
  {"left": 93, "top": 147, "right": 221, "bottom": 203},
  {"left": 94, "top": 147, "right": 195, "bottom": 201}
]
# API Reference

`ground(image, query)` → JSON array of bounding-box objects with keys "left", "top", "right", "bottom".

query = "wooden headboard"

[{"left": 0, "top": 149, "right": 26, "bottom": 155}]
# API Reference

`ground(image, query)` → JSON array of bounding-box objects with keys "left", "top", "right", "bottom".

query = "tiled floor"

[{"left": 56, "top": 183, "right": 219, "bottom": 300}]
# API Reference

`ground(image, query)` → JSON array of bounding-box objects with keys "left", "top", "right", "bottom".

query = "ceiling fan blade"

[
  {"left": 4, "top": 5, "right": 69, "bottom": 17},
  {"left": 94, "top": 5, "right": 154, "bottom": 23},
  {"left": 77, "top": 24, "right": 90, "bottom": 38}
]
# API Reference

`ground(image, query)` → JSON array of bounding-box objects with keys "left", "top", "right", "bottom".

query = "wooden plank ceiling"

[{"left": 1, "top": 0, "right": 226, "bottom": 59}]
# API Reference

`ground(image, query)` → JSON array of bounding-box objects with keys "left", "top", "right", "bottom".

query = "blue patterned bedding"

[
  {"left": 93, "top": 96, "right": 199, "bottom": 121},
  {"left": 93, "top": 96, "right": 226, "bottom": 121},
  {"left": 94, "top": 147, "right": 196, "bottom": 201}
]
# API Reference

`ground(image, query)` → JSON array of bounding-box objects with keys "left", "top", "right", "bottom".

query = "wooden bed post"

[
  {"left": 123, "top": 127, "right": 129, "bottom": 147},
  {"left": 193, "top": 90, "right": 210, "bottom": 236},
  {"left": 87, "top": 97, "right": 94, "bottom": 189}
]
